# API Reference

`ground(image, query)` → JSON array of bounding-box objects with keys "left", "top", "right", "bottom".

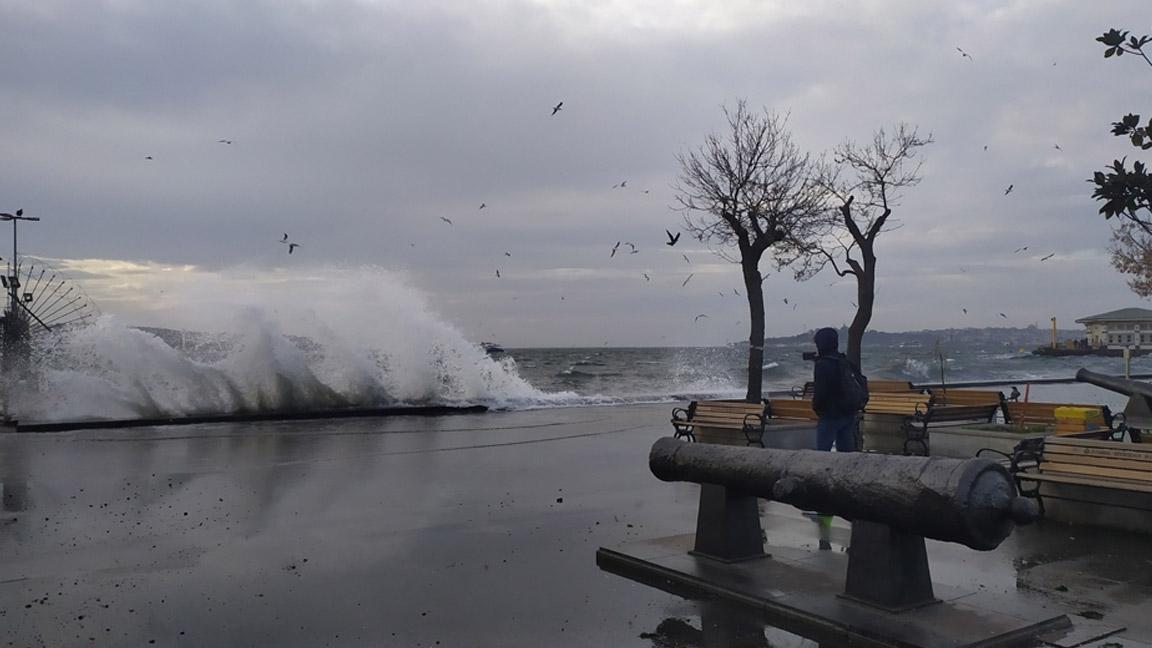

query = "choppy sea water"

[{"left": 6, "top": 267, "right": 1145, "bottom": 422}]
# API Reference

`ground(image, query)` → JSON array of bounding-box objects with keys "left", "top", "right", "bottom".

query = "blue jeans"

[{"left": 817, "top": 415, "right": 858, "bottom": 452}]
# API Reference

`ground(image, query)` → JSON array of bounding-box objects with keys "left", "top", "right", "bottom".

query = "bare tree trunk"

[
  {"left": 846, "top": 247, "right": 876, "bottom": 371},
  {"left": 743, "top": 259, "right": 765, "bottom": 403}
]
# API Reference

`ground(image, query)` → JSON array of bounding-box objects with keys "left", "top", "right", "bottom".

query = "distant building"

[{"left": 1076, "top": 307, "right": 1152, "bottom": 349}]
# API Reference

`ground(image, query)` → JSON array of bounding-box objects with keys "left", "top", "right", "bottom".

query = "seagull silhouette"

[
  {"left": 610, "top": 241, "right": 621, "bottom": 258},
  {"left": 956, "top": 47, "right": 973, "bottom": 61},
  {"left": 1013, "top": 246, "right": 1028, "bottom": 253},
  {"left": 682, "top": 254, "right": 691, "bottom": 264},
  {"left": 504, "top": 252, "right": 511, "bottom": 257},
  {"left": 479, "top": 203, "right": 487, "bottom": 210},
  {"left": 496, "top": 269, "right": 501, "bottom": 278},
  {"left": 694, "top": 314, "right": 709, "bottom": 322},
  {"left": 1040, "top": 253, "right": 1055, "bottom": 261},
  {"left": 1053, "top": 144, "right": 1062, "bottom": 151},
  {"left": 440, "top": 217, "right": 453, "bottom": 225},
  {"left": 733, "top": 288, "right": 740, "bottom": 296},
  {"left": 217, "top": 139, "right": 232, "bottom": 144},
  {"left": 280, "top": 233, "right": 289, "bottom": 243},
  {"left": 625, "top": 242, "right": 638, "bottom": 254},
  {"left": 962, "top": 308, "right": 968, "bottom": 314},
  {"left": 665, "top": 230, "right": 681, "bottom": 246},
  {"left": 288, "top": 243, "right": 300, "bottom": 254},
  {"left": 681, "top": 273, "right": 694, "bottom": 287},
  {"left": 1004, "top": 184, "right": 1014, "bottom": 196},
  {"left": 999, "top": 313, "right": 1007, "bottom": 318},
  {"left": 551, "top": 101, "right": 563, "bottom": 116},
  {"left": 642, "top": 273, "right": 650, "bottom": 281},
  {"left": 783, "top": 297, "right": 789, "bottom": 305},
  {"left": 144, "top": 156, "right": 153, "bottom": 160}
]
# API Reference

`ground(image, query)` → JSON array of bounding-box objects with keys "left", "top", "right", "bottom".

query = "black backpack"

[{"left": 838, "top": 357, "right": 869, "bottom": 411}]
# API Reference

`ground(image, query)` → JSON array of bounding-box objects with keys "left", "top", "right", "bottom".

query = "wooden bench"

[
  {"left": 862, "top": 392, "right": 1000, "bottom": 455},
  {"left": 765, "top": 398, "right": 818, "bottom": 421},
  {"left": 1003, "top": 401, "right": 1113, "bottom": 434},
  {"left": 671, "top": 400, "right": 767, "bottom": 447},
  {"left": 1014, "top": 436, "right": 1152, "bottom": 517}
]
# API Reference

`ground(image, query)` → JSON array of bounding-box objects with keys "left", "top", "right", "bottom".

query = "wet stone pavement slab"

[{"left": 0, "top": 403, "right": 1150, "bottom": 647}]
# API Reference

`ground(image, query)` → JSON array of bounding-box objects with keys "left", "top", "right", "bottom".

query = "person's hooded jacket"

[{"left": 811, "top": 327, "right": 855, "bottom": 418}]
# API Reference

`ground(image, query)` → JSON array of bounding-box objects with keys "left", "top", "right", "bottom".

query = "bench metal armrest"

[{"left": 671, "top": 407, "right": 690, "bottom": 423}]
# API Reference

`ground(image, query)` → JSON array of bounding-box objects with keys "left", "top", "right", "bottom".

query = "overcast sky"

[{"left": 1, "top": 0, "right": 1149, "bottom": 347}]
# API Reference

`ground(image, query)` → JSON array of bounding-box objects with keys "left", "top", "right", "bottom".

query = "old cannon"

[
  {"left": 648, "top": 437, "right": 1038, "bottom": 611},
  {"left": 1077, "top": 368, "right": 1152, "bottom": 440}
]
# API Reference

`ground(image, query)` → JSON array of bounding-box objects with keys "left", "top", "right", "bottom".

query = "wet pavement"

[{"left": 1, "top": 403, "right": 1150, "bottom": 647}]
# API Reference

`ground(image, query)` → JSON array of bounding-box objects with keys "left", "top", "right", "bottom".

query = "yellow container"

[
  {"left": 1053, "top": 406, "right": 1101, "bottom": 421},
  {"left": 1053, "top": 406, "right": 1105, "bottom": 435}
]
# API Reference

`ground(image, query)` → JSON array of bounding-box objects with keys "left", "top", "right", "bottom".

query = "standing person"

[{"left": 811, "top": 327, "right": 863, "bottom": 452}]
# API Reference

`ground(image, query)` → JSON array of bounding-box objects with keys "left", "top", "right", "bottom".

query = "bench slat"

[
  {"left": 1044, "top": 450, "right": 1152, "bottom": 472},
  {"left": 1039, "top": 462, "right": 1152, "bottom": 483},
  {"left": 1042, "top": 444, "right": 1152, "bottom": 463},
  {"left": 1018, "top": 472, "right": 1152, "bottom": 494}
]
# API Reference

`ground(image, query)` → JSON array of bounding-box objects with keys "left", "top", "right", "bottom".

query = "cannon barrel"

[
  {"left": 649, "top": 438, "right": 1037, "bottom": 551},
  {"left": 1076, "top": 368, "right": 1152, "bottom": 399}
]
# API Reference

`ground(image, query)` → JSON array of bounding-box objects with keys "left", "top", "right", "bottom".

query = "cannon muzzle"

[
  {"left": 1076, "top": 368, "right": 1152, "bottom": 399},
  {"left": 650, "top": 437, "right": 1036, "bottom": 551}
]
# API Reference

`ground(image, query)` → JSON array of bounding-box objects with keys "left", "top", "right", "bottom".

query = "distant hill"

[{"left": 757, "top": 326, "right": 1080, "bottom": 350}]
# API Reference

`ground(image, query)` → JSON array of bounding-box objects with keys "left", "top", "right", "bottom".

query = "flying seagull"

[
  {"left": 625, "top": 242, "right": 638, "bottom": 254},
  {"left": 1053, "top": 144, "right": 1062, "bottom": 151},
  {"left": 962, "top": 308, "right": 968, "bottom": 314},
  {"left": 504, "top": 252, "right": 511, "bottom": 257},
  {"left": 288, "top": 243, "right": 300, "bottom": 255},
  {"left": 144, "top": 156, "right": 153, "bottom": 160},
  {"left": 682, "top": 254, "right": 691, "bottom": 264},
  {"left": 496, "top": 269, "right": 501, "bottom": 278},
  {"left": 642, "top": 273, "right": 650, "bottom": 281},
  {"left": 783, "top": 297, "right": 789, "bottom": 305},
  {"left": 551, "top": 101, "right": 563, "bottom": 116},
  {"left": 694, "top": 314, "right": 709, "bottom": 322},
  {"left": 280, "top": 233, "right": 289, "bottom": 243},
  {"left": 1013, "top": 246, "right": 1028, "bottom": 253},
  {"left": 956, "top": 47, "right": 973, "bottom": 61},
  {"left": 440, "top": 217, "right": 453, "bottom": 225},
  {"left": 479, "top": 203, "right": 487, "bottom": 210},
  {"left": 1040, "top": 253, "right": 1055, "bottom": 261},
  {"left": 218, "top": 139, "right": 233, "bottom": 144},
  {"left": 681, "top": 273, "right": 694, "bottom": 287},
  {"left": 610, "top": 241, "right": 621, "bottom": 258},
  {"left": 733, "top": 288, "right": 740, "bottom": 296},
  {"left": 999, "top": 313, "right": 1007, "bottom": 318},
  {"left": 1004, "top": 184, "right": 1014, "bottom": 196},
  {"left": 665, "top": 230, "right": 681, "bottom": 246}
]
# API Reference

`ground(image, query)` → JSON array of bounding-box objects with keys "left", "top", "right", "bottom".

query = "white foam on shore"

[{"left": 14, "top": 267, "right": 577, "bottom": 422}]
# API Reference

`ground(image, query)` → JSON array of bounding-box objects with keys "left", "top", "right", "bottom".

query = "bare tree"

[
  {"left": 675, "top": 101, "right": 828, "bottom": 402},
  {"left": 813, "top": 125, "right": 932, "bottom": 370}
]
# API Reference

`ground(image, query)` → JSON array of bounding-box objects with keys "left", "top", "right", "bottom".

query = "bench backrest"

[
  {"left": 1039, "top": 437, "right": 1152, "bottom": 484},
  {"left": 927, "top": 403, "right": 1000, "bottom": 423},
  {"left": 864, "top": 392, "right": 931, "bottom": 416},
  {"left": 930, "top": 389, "right": 1003, "bottom": 407},
  {"left": 765, "top": 398, "right": 818, "bottom": 420},
  {"left": 870, "top": 379, "right": 919, "bottom": 393},
  {"left": 1004, "top": 401, "right": 1108, "bottom": 425},
  {"left": 689, "top": 400, "right": 767, "bottom": 421}
]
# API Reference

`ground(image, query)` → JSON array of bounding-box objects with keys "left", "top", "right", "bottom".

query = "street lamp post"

[{"left": 0, "top": 209, "right": 40, "bottom": 394}]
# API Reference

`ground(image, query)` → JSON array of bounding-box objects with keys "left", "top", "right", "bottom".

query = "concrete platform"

[
  {"left": 599, "top": 534, "right": 1071, "bottom": 648},
  {"left": 1, "top": 403, "right": 1150, "bottom": 647}
]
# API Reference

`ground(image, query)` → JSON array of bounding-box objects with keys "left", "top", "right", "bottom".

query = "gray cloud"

[{"left": 0, "top": 0, "right": 1148, "bottom": 346}]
